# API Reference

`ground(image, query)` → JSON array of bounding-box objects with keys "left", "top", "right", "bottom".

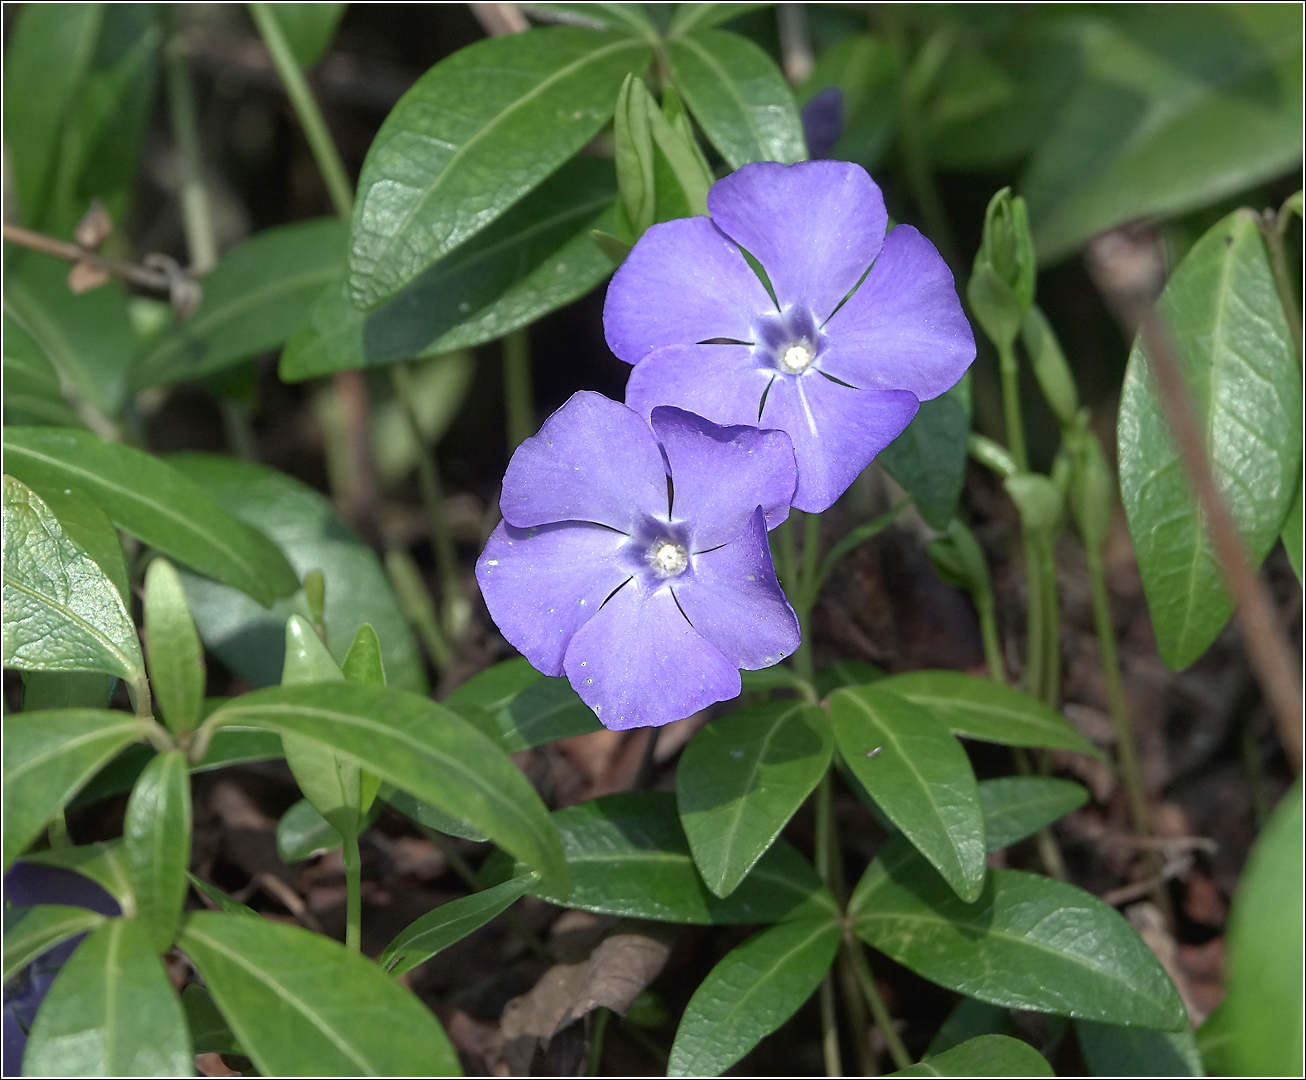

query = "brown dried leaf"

[
  {"left": 67, "top": 260, "right": 111, "bottom": 293},
  {"left": 74, "top": 199, "right": 113, "bottom": 249}
]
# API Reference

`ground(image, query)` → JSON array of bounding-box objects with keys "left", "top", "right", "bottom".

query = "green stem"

[
  {"left": 847, "top": 940, "right": 912, "bottom": 1072},
  {"left": 1013, "top": 747, "right": 1068, "bottom": 880},
  {"left": 819, "top": 975, "right": 843, "bottom": 1077},
  {"left": 163, "top": 11, "right": 217, "bottom": 272},
  {"left": 49, "top": 809, "right": 69, "bottom": 848},
  {"left": 248, "top": 2, "right": 354, "bottom": 219},
  {"left": 1040, "top": 536, "right": 1061, "bottom": 706},
  {"left": 384, "top": 548, "right": 453, "bottom": 673},
  {"left": 1022, "top": 536, "right": 1045, "bottom": 700},
  {"left": 586, "top": 1008, "right": 611, "bottom": 1076},
  {"left": 814, "top": 771, "right": 843, "bottom": 1076},
  {"left": 342, "top": 829, "right": 362, "bottom": 952},
  {"left": 997, "top": 341, "right": 1029, "bottom": 473},
  {"left": 1261, "top": 208, "right": 1303, "bottom": 367},
  {"left": 977, "top": 594, "right": 1006, "bottom": 684},
  {"left": 502, "top": 329, "right": 534, "bottom": 450}
]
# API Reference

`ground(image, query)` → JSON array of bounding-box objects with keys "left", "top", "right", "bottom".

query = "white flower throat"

[
  {"left": 648, "top": 540, "right": 689, "bottom": 578},
  {"left": 779, "top": 341, "right": 816, "bottom": 374}
]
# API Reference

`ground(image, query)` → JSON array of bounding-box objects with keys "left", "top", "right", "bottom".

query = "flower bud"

[
  {"left": 1022, "top": 304, "right": 1079, "bottom": 426},
  {"left": 614, "top": 74, "right": 657, "bottom": 239},
  {"left": 968, "top": 187, "right": 1036, "bottom": 348},
  {"left": 1004, "top": 472, "right": 1064, "bottom": 535},
  {"left": 928, "top": 517, "right": 993, "bottom": 600},
  {"left": 1067, "top": 427, "right": 1114, "bottom": 552}
]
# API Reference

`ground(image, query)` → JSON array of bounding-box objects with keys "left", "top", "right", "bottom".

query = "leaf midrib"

[
  {"left": 6, "top": 720, "right": 142, "bottom": 786},
  {"left": 3, "top": 571, "right": 140, "bottom": 680},
  {"left": 672, "top": 34, "right": 767, "bottom": 160}
]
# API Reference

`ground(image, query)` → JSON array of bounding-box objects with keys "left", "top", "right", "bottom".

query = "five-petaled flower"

[
  {"left": 605, "top": 159, "right": 975, "bottom": 513},
  {"left": 476, "top": 392, "right": 800, "bottom": 729}
]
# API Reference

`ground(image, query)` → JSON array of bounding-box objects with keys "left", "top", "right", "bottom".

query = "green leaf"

[
  {"left": 1118, "top": 210, "right": 1302, "bottom": 669},
  {"left": 30, "top": 482, "right": 129, "bottom": 603},
  {"left": 2, "top": 314, "right": 83, "bottom": 428},
  {"left": 341, "top": 622, "right": 386, "bottom": 685},
  {"left": 1284, "top": 466, "right": 1303, "bottom": 583},
  {"left": 135, "top": 218, "right": 346, "bottom": 388},
  {"left": 979, "top": 777, "right": 1088, "bottom": 851},
  {"left": 879, "top": 670, "right": 1103, "bottom": 758},
  {"left": 386, "top": 789, "right": 487, "bottom": 842},
  {"left": 4, "top": 428, "right": 300, "bottom": 606},
  {"left": 166, "top": 453, "right": 426, "bottom": 692},
  {"left": 813, "top": 658, "right": 886, "bottom": 698},
  {"left": 521, "top": 3, "right": 657, "bottom": 37},
  {"left": 1221, "top": 779, "right": 1303, "bottom": 1076},
  {"left": 283, "top": 157, "right": 618, "bottom": 380},
  {"left": 24, "top": 918, "right": 192, "bottom": 1077},
  {"left": 1023, "top": 6, "right": 1304, "bottom": 261},
  {"left": 665, "top": 28, "right": 807, "bottom": 168},
  {"left": 927, "top": 997, "right": 1013, "bottom": 1056},
  {"left": 799, "top": 32, "right": 897, "bottom": 171},
  {"left": 188, "top": 873, "right": 257, "bottom": 918},
  {"left": 1077, "top": 1020, "right": 1203, "bottom": 1077},
  {"left": 851, "top": 835, "right": 1187, "bottom": 1030},
  {"left": 122, "top": 752, "right": 191, "bottom": 953},
  {"left": 493, "top": 791, "right": 834, "bottom": 924},
  {"left": 368, "top": 354, "right": 476, "bottom": 486},
  {"left": 2, "top": 476, "right": 142, "bottom": 683},
  {"left": 830, "top": 685, "right": 986, "bottom": 903},
  {"left": 22, "top": 672, "right": 118, "bottom": 712},
  {"left": 278, "top": 797, "right": 351, "bottom": 863},
  {"left": 677, "top": 700, "right": 832, "bottom": 898},
  {"left": 379, "top": 875, "right": 536, "bottom": 977},
  {"left": 179, "top": 910, "right": 459, "bottom": 1076},
  {"left": 668, "top": 916, "right": 840, "bottom": 1076},
  {"left": 3, "top": 904, "right": 107, "bottom": 982},
  {"left": 3, "top": 709, "right": 145, "bottom": 870},
  {"left": 208, "top": 682, "right": 569, "bottom": 896},
  {"left": 143, "top": 559, "right": 205, "bottom": 736},
  {"left": 891, "top": 1034, "right": 1053, "bottom": 1077},
  {"left": 444, "top": 657, "right": 601, "bottom": 751},
  {"left": 669, "top": 3, "right": 775, "bottom": 36},
  {"left": 878, "top": 390, "right": 969, "bottom": 530},
  {"left": 183, "top": 984, "right": 243, "bottom": 1057},
  {"left": 348, "top": 27, "right": 650, "bottom": 308},
  {"left": 266, "top": 2, "right": 347, "bottom": 67},
  {"left": 4, "top": 253, "right": 137, "bottom": 419},
  {"left": 24, "top": 842, "right": 135, "bottom": 913}
]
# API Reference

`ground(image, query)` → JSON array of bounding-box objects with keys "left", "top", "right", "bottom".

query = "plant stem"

[
  {"left": 49, "top": 810, "right": 69, "bottom": 848},
  {"left": 846, "top": 939, "right": 912, "bottom": 1072},
  {"left": 342, "top": 830, "right": 362, "bottom": 952},
  {"left": 502, "top": 329, "right": 535, "bottom": 450},
  {"left": 249, "top": 2, "right": 354, "bottom": 219},
  {"left": 997, "top": 341, "right": 1029, "bottom": 473},
  {"left": 814, "top": 771, "right": 844, "bottom": 1076},
  {"left": 1012, "top": 747, "right": 1068, "bottom": 880},
  {"left": 384, "top": 548, "right": 453, "bottom": 673},
  {"left": 1022, "top": 538, "right": 1045, "bottom": 700},
  {"left": 585, "top": 1008, "right": 611, "bottom": 1076},
  {"left": 1039, "top": 536, "right": 1061, "bottom": 706},
  {"left": 978, "top": 594, "right": 1006, "bottom": 684},
  {"left": 1260, "top": 206, "right": 1303, "bottom": 366},
  {"left": 819, "top": 975, "right": 843, "bottom": 1077},
  {"left": 163, "top": 10, "right": 217, "bottom": 273}
]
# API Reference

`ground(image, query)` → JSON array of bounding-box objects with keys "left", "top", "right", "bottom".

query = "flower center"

[
  {"left": 779, "top": 341, "right": 816, "bottom": 374},
  {"left": 648, "top": 540, "right": 689, "bottom": 578}
]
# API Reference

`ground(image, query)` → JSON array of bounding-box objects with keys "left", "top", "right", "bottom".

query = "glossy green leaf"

[
  {"left": 665, "top": 28, "right": 807, "bottom": 168},
  {"left": 851, "top": 836, "right": 1187, "bottom": 1030},
  {"left": 122, "top": 752, "right": 191, "bottom": 953},
  {"left": 669, "top": 3, "right": 775, "bottom": 35},
  {"left": 1221, "top": 780, "right": 1303, "bottom": 1076},
  {"left": 183, "top": 984, "right": 243, "bottom": 1057},
  {"left": 677, "top": 700, "right": 832, "bottom": 898},
  {"left": 167, "top": 453, "right": 425, "bottom": 692},
  {"left": 135, "top": 218, "right": 346, "bottom": 388},
  {"left": 4, "top": 428, "right": 299, "bottom": 606},
  {"left": 739, "top": 664, "right": 813, "bottom": 695},
  {"left": 143, "top": 559, "right": 205, "bottom": 736},
  {"left": 348, "top": 27, "right": 649, "bottom": 308},
  {"left": 4, "top": 254, "right": 136, "bottom": 419},
  {"left": 1077, "top": 1020, "right": 1203, "bottom": 1077},
  {"left": 1119, "top": 210, "right": 1301, "bottom": 668},
  {"left": 980, "top": 777, "right": 1088, "bottom": 851},
  {"left": 24, "top": 842, "right": 135, "bottom": 913},
  {"left": 2, "top": 315, "right": 82, "bottom": 429},
  {"left": 927, "top": 997, "right": 1013, "bottom": 1056},
  {"left": 492, "top": 791, "right": 833, "bottom": 924},
  {"left": 30, "top": 482, "right": 128, "bottom": 603},
  {"left": 179, "top": 910, "right": 459, "bottom": 1077},
  {"left": 444, "top": 657, "right": 601, "bottom": 751},
  {"left": 669, "top": 916, "right": 840, "bottom": 1076},
  {"left": 813, "top": 658, "right": 886, "bottom": 698},
  {"left": 2, "top": 476, "right": 142, "bottom": 682},
  {"left": 3, "top": 905, "right": 107, "bottom": 982},
  {"left": 267, "top": 2, "right": 346, "bottom": 67},
  {"left": 208, "top": 682, "right": 569, "bottom": 895},
  {"left": 341, "top": 622, "right": 386, "bottom": 685},
  {"left": 3, "top": 709, "right": 144, "bottom": 870},
  {"left": 1284, "top": 466, "right": 1303, "bottom": 583},
  {"left": 379, "top": 875, "right": 536, "bottom": 977},
  {"left": 879, "top": 390, "right": 970, "bottom": 530},
  {"left": 892, "top": 1034, "right": 1053, "bottom": 1077},
  {"left": 386, "top": 789, "right": 487, "bottom": 842},
  {"left": 879, "top": 670, "right": 1102, "bottom": 758},
  {"left": 830, "top": 685, "right": 986, "bottom": 903},
  {"left": 1024, "top": 6, "right": 1303, "bottom": 261},
  {"left": 23, "top": 918, "right": 192, "bottom": 1077},
  {"left": 284, "top": 157, "right": 617, "bottom": 380},
  {"left": 278, "top": 797, "right": 350, "bottom": 863}
]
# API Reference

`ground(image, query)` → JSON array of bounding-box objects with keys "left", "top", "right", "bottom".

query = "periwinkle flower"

[
  {"left": 477, "top": 392, "right": 800, "bottom": 730},
  {"left": 605, "top": 160, "right": 975, "bottom": 513}
]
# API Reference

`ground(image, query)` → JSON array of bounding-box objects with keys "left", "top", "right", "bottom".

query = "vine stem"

[
  {"left": 163, "top": 9, "right": 217, "bottom": 273},
  {"left": 814, "top": 772, "right": 843, "bottom": 1077},
  {"left": 1260, "top": 205, "right": 1303, "bottom": 366},
  {"left": 997, "top": 340, "right": 1029, "bottom": 474},
  {"left": 342, "top": 830, "right": 362, "bottom": 952},
  {"left": 846, "top": 938, "right": 912, "bottom": 1072}
]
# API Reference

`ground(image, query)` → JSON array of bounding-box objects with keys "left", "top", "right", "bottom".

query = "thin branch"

[{"left": 3, "top": 222, "right": 181, "bottom": 294}]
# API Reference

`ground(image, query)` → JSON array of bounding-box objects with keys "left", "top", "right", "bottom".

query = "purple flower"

[
  {"left": 605, "top": 160, "right": 975, "bottom": 513},
  {"left": 477, "top": 392, "right": 800, "bottom": 730}
]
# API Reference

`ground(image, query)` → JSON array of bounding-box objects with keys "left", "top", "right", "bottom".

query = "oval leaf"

[
  {"left": 891, "top": 1034, "right": 1053, "bottom": 1077},
  {"left": 208, "top": 682, "right": 569, "bottom": 896},
  {"left": 4, "top": 428, "right": 299, "bottom": 606},
  {"left": 831, "top": 685, "right": 987, "bottom": 903},
  {"left": 349, "top": 27, "right": 650, "bottom": 308},
  {"left": 2, "top": 904, "right": 107, "bottom": 983},
  {"left": 1118, "top": 209, "right": 1301, "bottom": 669},
  {"left": 980, "top": 777, "right": 1089, "bottom": 851},
  {"left": 123, "top": 752, "right": 192, "bottom": 953},
  {"left": 143, "top": 559, "right": 205, "bottom": 736},
  {"left": 1076, "top": 1020, "right": 1203, "bottom": 1077},
  {"left": 677, "top": 700, "right": 833, "bottom": 898},
  {"left": 851, "top": 836, "right": 1188, "bottom": 1031},
  {"left": 669, "top": 916, "right": 841, "bottom": 1076},
  {"left": 444, "top": 657, "right": 600, "bottom": 752},
  {"left": 179, "top": 910, "right": 459, "bottom": 1077},
  {"left": 23, "top": 918, "right": 192, "bottom": 1077}
]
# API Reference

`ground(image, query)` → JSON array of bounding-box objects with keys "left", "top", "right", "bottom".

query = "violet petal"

[
  {"left": 625, "top": 344, "right": 769, "bottom": 431},
  {"left": 563, "top": 584, "right": 740, "bottom": 730},
  {"left": 676, "top": 508, "right": 800, "bottom": 670},
  {"left": 761, "top": 376, "right": 919, "bottom": 513},
  {"left": 476, "top": 520, "right": 631, "bottom": 677},
  {"left": 603, "top": 217, "right": 774, "bottom": 364},
  {"left": 650, "top": 406, "right": 796, "bottom": 548},
  {"left": 707, "top": 160, "right": 887, "bottom": 323},
  {"left": 821, "top": 224, "right": 975, "bottom": 400},
  {"left": 500, "top": 391, "right": 668, "bottom": 531}
]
